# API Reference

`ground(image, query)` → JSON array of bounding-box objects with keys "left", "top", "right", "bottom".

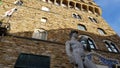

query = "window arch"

[
  {"left": 79, "top": 35, "right": 97, "bottom": 50},
  {"left": 88, "top": 16, "right": 98, "bottom": 23},
  {"left": 72, "top": 13, "right": 82, "bottom": 19},
  {"left": 104, "top": 40, "right": 119, "bottom": 53},
  {"left": 32, "top": 29, "right": 47, "bottom": 40},
  {"left": 88, "top": 17, "right": 93, "bottom": 22},
  {"left": 78, "top": 24, "right": 86, "bottom": 31},
  {"left": 98, "top": 28, "right": 106, "bottom": 35},
  {"left": 72, "top": 13, "right": 77, "bottom": 18}
]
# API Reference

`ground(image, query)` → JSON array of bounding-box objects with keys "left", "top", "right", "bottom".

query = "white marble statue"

[{"left": 65, "top": 30, "right": 97, "bottom": 68}]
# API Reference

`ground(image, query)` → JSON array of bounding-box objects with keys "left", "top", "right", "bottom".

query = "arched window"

[
  {"left": 79, "top": 35, "right": 96, "bottom": 50},
  {"left": 78, "top": 24, "right": 87, "bottom": 31},
  {"left": 104, "top": 41, "right": 119, "bottom": 53},
  {"left": 72, "top": 13, "right": 77, "bottom": 18},
  {"left": 32, "top": 29, "right": 47, "bottom": 40},
  {"left": 72, "top": 13, "right": 82, "bottom": 19},
  {"left": 88, "top": 16, "right": 98, "bottom": 23},
  {"left": 88, "top": 17, "right": 93, "bottom": 22},
  {"left": 98, "top": 28, "right": 106, "bottom": 35}
]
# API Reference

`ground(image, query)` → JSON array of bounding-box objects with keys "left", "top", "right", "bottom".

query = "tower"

[{"left": 0, "top": 0, "right": 120, "bottom": 68}]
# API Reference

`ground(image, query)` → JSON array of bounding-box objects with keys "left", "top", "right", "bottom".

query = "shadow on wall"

[
  {"left": 0, "top": 28, "right": 120, "bottom": 67},
  {"left": 8, "top": 28, "right": 120, "bottom": 50},
  {"left": 5, "top": 28, "right": 120, "bottom": 63}
]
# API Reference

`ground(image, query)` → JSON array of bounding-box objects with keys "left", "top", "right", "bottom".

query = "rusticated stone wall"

[
  {"left": 0, "top": 0, "right": 115, "bottom": 36},
  {"left": 0, "top": 0, "right": 120, "bottom": 67},
  {"left": 0, "top": 36, "right": 120, "bottom": 68},
  {"left": 0, "top": 36, "right": 71, "bottom": 68},
  {"left": 0, "top": 0, "right": 119, "bottom": 45}
]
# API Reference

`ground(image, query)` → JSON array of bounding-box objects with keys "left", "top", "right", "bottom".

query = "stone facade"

[
  {"left": 0, "top": 0, "right": 120, "bottom": 68},
  {"left": 0, "top": 36, "right": 70, "bottom": 68}
]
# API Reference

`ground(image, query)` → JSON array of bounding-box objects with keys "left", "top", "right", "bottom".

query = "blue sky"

[{"left": 94, "top": 0, "right": 120, "bottom": 36}]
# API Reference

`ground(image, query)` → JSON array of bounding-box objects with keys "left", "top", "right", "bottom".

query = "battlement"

[{"left": 41, "top": 0, "right": 102, "bottom": 15}]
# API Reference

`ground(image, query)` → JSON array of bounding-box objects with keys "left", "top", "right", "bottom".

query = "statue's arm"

[{"left": 65, "top": 41, "right": 72, "bottom": 57}]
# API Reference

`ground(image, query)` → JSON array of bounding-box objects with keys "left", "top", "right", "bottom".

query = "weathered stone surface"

[
  {"left": 0, "top": 0, "right": 120, "bottom": 68},
  {"left": 0, "top": 37, "right": 119, "bottom": 68},
  {"left": 0, "top": 37, "right": 72, "bottom": 68}
]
